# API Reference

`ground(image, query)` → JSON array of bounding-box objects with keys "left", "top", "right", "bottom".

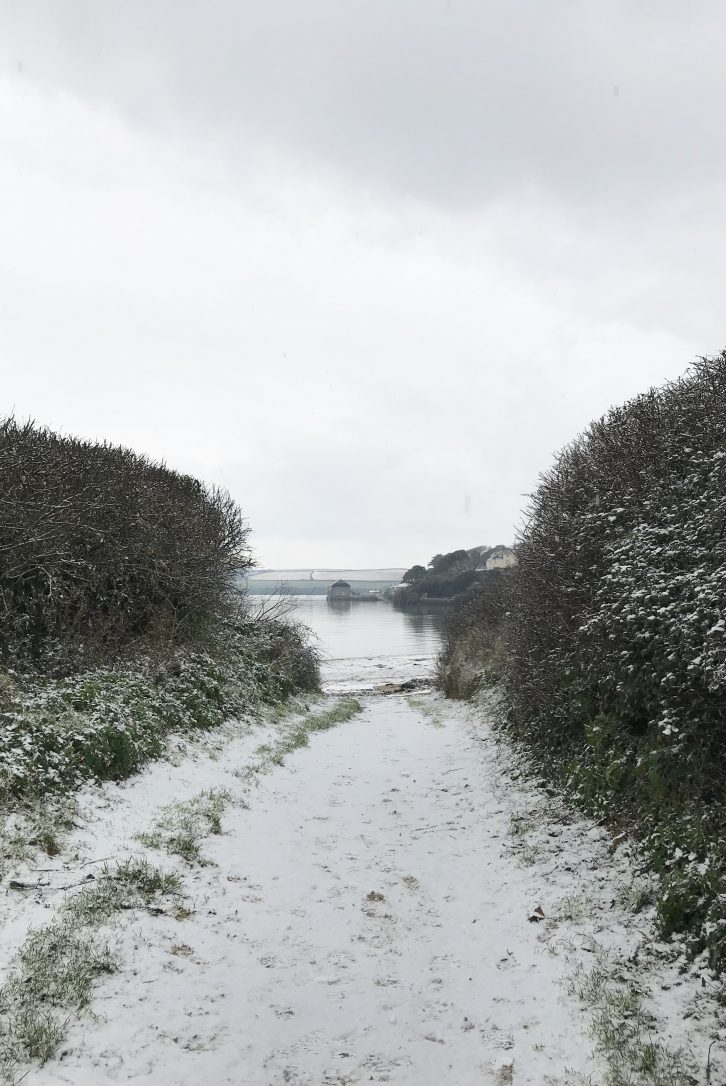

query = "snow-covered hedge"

[
  {"left": 446, "top": 353, "right": 726, "bottom": 968},
  {"left": 0, "top": 420, "right": 321, "bottom": 806},
  {"left": 507, "top": 355, "right": 726, "bottom": 764}
]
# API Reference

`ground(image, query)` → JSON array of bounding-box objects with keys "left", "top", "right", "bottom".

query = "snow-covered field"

[
  {"left": 2, "top": 667, "right": 723, "bottom": 1084},
  {"left": 248, "top": 569, "right": 407, "bottom": 582}
]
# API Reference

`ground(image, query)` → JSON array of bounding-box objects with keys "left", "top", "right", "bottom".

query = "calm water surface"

[{"left": 281, "top": 595, "right": 451, "bottom": 690}]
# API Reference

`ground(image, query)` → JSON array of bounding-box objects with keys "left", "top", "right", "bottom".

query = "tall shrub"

[
  {"left": 0, "top": 419, "right": 252, "bottom": 668},
  {"left": 506, "top": 353, "right": 726, "bottom": 779},
  {"left": 493, "top": 352, "right": 726, "bottom": 965}
]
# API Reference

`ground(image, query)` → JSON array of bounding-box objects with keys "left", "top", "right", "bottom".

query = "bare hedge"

[{"left": 0, "top": 419, "right": 252, "bottom": 668}]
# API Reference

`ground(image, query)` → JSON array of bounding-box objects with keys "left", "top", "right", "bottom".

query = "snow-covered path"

[{"left": 17, "top": 693, "right": 723, "bottom": 1084}]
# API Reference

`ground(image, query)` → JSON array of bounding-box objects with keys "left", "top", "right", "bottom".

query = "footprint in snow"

[{"left": 480, "top": 1026, "right": 515, "bottom": 1051}]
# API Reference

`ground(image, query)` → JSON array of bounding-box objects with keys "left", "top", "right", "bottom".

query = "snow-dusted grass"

[
  {"left": 138, "top": 700, "right": 363, "bottom": 868},
  {"left": 407, "top": 693, "right": 444, "bottom": 726},
  {"left": 0, "top": 613, "right": 319, "bottom": 805},
  {"left": 0, "top": 619, "right": 320, "bottom": 885},
  {"left": 565, "top": 950, "right": 692, "bottom": 1086},
  {"left": 492, "top": 716, "right": 717, "bottom": 1085},
  {"left": 139, "top": 789, "right": 234, "bottom": 865},
  {"left": 0, "top": 658, "right": 233, "bottom": 884},
  {"left": 3, "top": 670, "right": 183, "bottom": 794},
  {"left": 0, "top": 655, "right": 238, "bottom": 801},
  {"left": 237, "top": 696, "right": 363, "bottom": 782},
  {"left": 2, "top": 795, "right": 78, "bottom": 871},
  {"left": 292, "top": 696, "right": 363, "bottom": 732},
  {"left": 468, "top": 681, "right": 726, "bottom": 988},
  {"left": 0, "top": 858, "right": 181, "bottom": 1082}
]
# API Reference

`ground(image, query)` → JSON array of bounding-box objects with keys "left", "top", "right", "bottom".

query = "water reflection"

[
  {"left": 325, "top": 598, "right": 351, "bottom": 614},
  {"left": 400, "top": 607, "right": 448, "bottom": 642},
  {"left": 267, "top": 594, "right": 451, "bottom": 662}
]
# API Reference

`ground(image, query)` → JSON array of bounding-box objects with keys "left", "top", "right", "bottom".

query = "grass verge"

[
  {"left": 565, "top": 949, "right": 695, "bottom": 1086},
  {"left": 406, "top": 695, "right": 444, "bottom": 727},
  {"left": 139, "top": 789, "right": 233, "bottom": 864},
  {"left": 237, "top": 697, "right": 364, "bottom": 787},
  {"left": 0, "top": 616, "right": 320, "bottom": 806},
  {"left": 0, "top": 858, "right": 181, "bottom": 1083}
]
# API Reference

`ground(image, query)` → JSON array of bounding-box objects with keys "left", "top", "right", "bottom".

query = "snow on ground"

[
  {"left": 0, "top": 716, "right": 279, "bottom": 979},
  {"left": 3, "top": 677, "right": 724, "bottom": 1084},
  {"left": 321, "top": 652, "right": 434, "bottom": 693}
]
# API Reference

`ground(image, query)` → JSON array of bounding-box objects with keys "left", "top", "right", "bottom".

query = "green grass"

[
  {"left": 406, "top": 695, "right": 445, "bottom": 726},
  {"left": 506, "top": 808, "right": 544, "bottom": 865},
  {"left": 138, "top": 789, "right": 232, "bottom": 865},
  {"left": 480, "top": 679, "right": 726, "bottom": 974},
  {"left": 554, "top": 892, "right": 593, "bottom": 924},
  {"left": 618, "top": 878, "right": 656, "bottom": 916},
  {"left": 303, "top": 698, "right": 363, "bottom": 732},
  {"left": 1, "top": 695, "right": 362, "bottom": 1080},
  {"left": 0, "top": 858, "right": 181, "bottom": 1082},
  {"left": 236, "top": 697, "right": 364, "bottom": 787},
  {"left": 262, "top": 696, "right": 362, "bottom": 762},
  {"left": 0, "top": 795, "right": 78, "bottom": 884},
  {"left": 498, "top": 729, "right": 700, "bottom": 1086},
  {"left": 566, "top": 950, "right": 695, "bottom": 1086}
]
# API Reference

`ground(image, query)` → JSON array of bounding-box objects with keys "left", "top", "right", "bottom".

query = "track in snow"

[{"left": 25, "top": 694, "right": 721, "bottom": 1085}]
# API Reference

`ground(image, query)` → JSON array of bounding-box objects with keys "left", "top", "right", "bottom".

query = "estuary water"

[{"left": 285, "top": 595, "right": 450, "bottom": 692}]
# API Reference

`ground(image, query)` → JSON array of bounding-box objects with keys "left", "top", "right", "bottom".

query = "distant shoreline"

[{"left": 248, "top": 568, "right": 407, "bottom": 583}]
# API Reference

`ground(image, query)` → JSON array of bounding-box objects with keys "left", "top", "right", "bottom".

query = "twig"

[
  {"left": 78, "top": 855, "right": 115, "bottom": 869},
  {"left": 8, "top": 877, "right": 95, "bottom": 894},
  {"left": 34, "top": 855, "right": 114, "bottom": 874},
  {"left": 707, "top": 1038, "right": 717, "bottom": 1083}
]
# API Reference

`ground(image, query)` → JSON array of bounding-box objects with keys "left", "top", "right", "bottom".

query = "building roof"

[
  {"left": 489, "top": 546, "right": 515, "bottom": 559},
  {"left": 330, "top": 579, "right": 351, "bottom": 588}
]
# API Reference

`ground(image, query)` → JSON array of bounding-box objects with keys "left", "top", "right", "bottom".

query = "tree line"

[{"left": 395, "top": 545, "right": 507, "bottom": 605}]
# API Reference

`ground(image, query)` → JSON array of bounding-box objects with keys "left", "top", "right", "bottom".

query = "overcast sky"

[{"left": 1, "top": 2, "right": 724, "bottom": 567}]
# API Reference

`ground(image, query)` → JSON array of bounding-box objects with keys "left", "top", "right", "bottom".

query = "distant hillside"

[
  {"left": 246, "top": 569, "right": 407, "bottom": 595},
  {"left": 249, "top": 568, "right": 406, "bottom": 582}
]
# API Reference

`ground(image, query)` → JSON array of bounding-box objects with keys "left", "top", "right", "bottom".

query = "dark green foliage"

[
  {"left": 0, "top": 617, "right": 320, "bottom": 801},
  {"left": 0, "top": 417, "right": 320, "bottom": 801},
  {"left": 0, "top": 418, "right": 252, "bottom": 669},
  {"left": 396, "top": 569, "right": 476, "bottom": 602},
  {"left": 402, "top": 564, "right": 427, "bottom": 584},
  {"left": 396, "top": 545, "right": 508, "bottom": 605},
  {"left": 249, "top": 616, "right": 321, "bottom": 698},
  {"left": 505, "top": 353, "right": 726, "bottom": 769},
  {"left": 429, "top": 549, "right": 470, "bottom": 574}
]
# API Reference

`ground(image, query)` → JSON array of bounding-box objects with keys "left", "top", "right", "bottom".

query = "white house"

[{"left": 485, "top": 546, "right": 517, "bottom": 571}]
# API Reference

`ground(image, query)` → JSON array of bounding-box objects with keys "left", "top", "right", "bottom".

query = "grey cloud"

[
  {"left": 3, "top": 1, "right": 726, "bottom": 209},
  {"left": 0, "top": 3, "right": 724, "bottom": 566}
]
